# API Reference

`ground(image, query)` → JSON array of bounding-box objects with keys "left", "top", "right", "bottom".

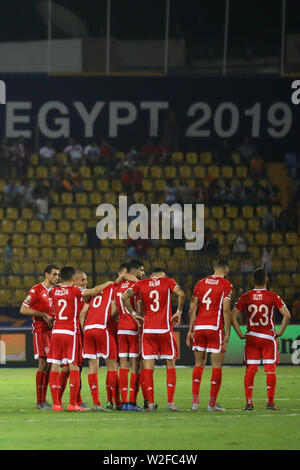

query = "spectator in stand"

[
  {"left": 99, "top": 139, "right": 117, "bottom": 171},
  {"left": 203, "top": 229, "right": 219, "bottom": 256},
  {"left": 277, "top": 207, "right": 298, "bottom": 232},
  {"left": 262, "top": 205, "right": 276, "bottom": 233},
  {"left": 215, "top": 140, "right": 233, "bottom": 165},
  {"left": 177, "top": 179, "right": 193, "bottom": 205},
  {"left": 206, "top": 180, "right": 220, "bottom": 206},
  {"left": 69, "top": 166, "right": 85, "bottom": 193},
  {"left": 64, "top": 138, "right": 84, "bottom": 166},
  {"left": 163, "top": 111, "right": 179, "bottom": 151},
  {"left": 4, "top": 238, "right": 13, "bottom": 273},
  {"left": 35, "top": 188, "right": 53, "bottom": 222},
  {"left": 121, "top": 168, "right": 132, "bottom": 193},
  {"left": 84, "top": 140, "right": 100, "bottom": 167},
  {"left": 19, "top": 179, "right": 35, "bottom": 209},
  {"left": 0, "top": 137, "right": 13, "bottom": 177},
  {"left": 39, "top": 142, "right": 57, "bottom": 166},
  {"left": 249, "top": 154, "right": 266, "bottom": 180},
  {"left": 193, "top": 180, "right": 207, "bottom": 204},
  {"left": 261, "top": 246, "right": 272, "bottom": 283},
  {"left": 236, "top": 136, "right": 258, "bottom": 165},
  {"left": 125, "top": 237, "right": 149, "bottom": 259},
  {"left": 52, "top": 168, "right": 65, "bottom": 193},
  {"left": 165, "top": 179, "right": 178, "bottom": 205},
  {"left": 219, "top": 179, "right": 237, "bottom": 204},
  {"left": 123, "top": 145, "right": 137, "bottom": 170},
  {"left": 11, "top": 137, "right": 29, "bottom": 176},
  {"left": 132, "top": 167, "right": 144, "bottom": 192},
  {"left": 156, "top": 137, "right": 171, "bottom": 165},
  {"left": 232, "top": 233, "right": 248, "bottom": 255},
  {"left": 32, "top": 179, "right": 51, "bottom": 200},
  {"left": 240, "top": 253, "right": 254, "bottom": 273},
  {"left": 140, "top": 138, "right": 157, "bottom": 166},
  {"left": 3, "top": 179, "right": 21, "bottom": 209}
]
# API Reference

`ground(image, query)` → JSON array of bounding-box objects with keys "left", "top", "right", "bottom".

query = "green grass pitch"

[{"left": 0, "top": 366, "right": 299, "bottom": 450}]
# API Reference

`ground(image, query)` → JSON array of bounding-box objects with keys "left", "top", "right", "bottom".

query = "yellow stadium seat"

[
  {"left": 172, "top": 152, "right": 184, "bottom": 164},
  {"left": 12, "top": 234, "right": 25, "bottom": 247},
  {"left": 256, "top": 206, "right": 267, "bottom": 218},
  {"left": 40, "top": 233, "right": 53, "bottom": 247},
  {"left": 89, "top": 192, "right": 102, "bottom": 205},
  {"left": 186, "top": 152, "right": 198, "bottom": 165},
  {"left": 35, "top": 166, "right": 49, "bottom": 178},
  {"left": 255, "top": 232, "right": 269, "bottom": 245},
  {"left": 56, "top": 247, "right": 69, "bottom": 260},
  {"left": 50, "top": 207, "right": 62, "bottom": 220},
  {"left": 233, "top": 218, "right": 246, "bottom": 232},
  {"left": 15, "top": 219, "right": 28, "bottom": 233},
  {"left": 61, "top": 193, "right": 73, "bottom": 205},
  {"left": 142, "top": 179, "right": 153, "bottom": 191},
  {"left": 248, "top": 218, "right": 260, "bottom": 232},
  {"left": 193, "top": 166, "right": 206, "bottom": 178},
  {"left": 44, "top": 220, "right": 56, "bottom": 233},
  {"left": 150, "top": 166, "right": 163, "bottom": 178},
  {"left": 277, "top": 273, "right": 291, "bottom": 287},
  {"left": 30, "top": 153, "right": 39, "bottom": 165},
  {"left": 236, "top": 166, "right": 248, "bottom": 178},
  {"left": 284, "top": 259, "right": 297, "bottom": 271},
  {"left": 82, "top": 179, "right": 94, "bottom": 192},
  {"left": 163, "top": 166, "right": 176, "bottom": 178},
  {"left": 21, "top": 261, "right": 36, "bottom": 274},
  {"left": 205, "top": 218, "right": 217, "bottom": 231},
  {"left": 1, "top": 219, "right": 14, "bottom": 233},
  {"left": 225, "top": 206, "right": 238, "bottom": 219},
  {"left": 276, "top": 246, "right": 290, "bottom": 259},
  {"left": 27, "top": 234, "right": 39, "bottom": 246},
  {"left": 65, "top": 207, "right": 77, "bottom": 220},
  {"left": 96, "top": 179, "right": 110, "bottom": 192},
  {"left": 6, "top": 207, "right": 18, "bottom": 219},
  {"left": 293, "top": 273, "right": 300, "bottom": 286},
  {"left": 154, "top": 179, "right": 166, "bottom": 191},
  {"left": 57, "top": 220, "right": 71, "bottom": 233},
  {"left": 211, "top": 206, "right": 224, "bottom": 219},
  {"left": 241, "top": 206, "right": 254, "bottom": 218},
  {"left": 95, "top": 261, "right": 108, "bottom": 272},
  {"left": 292, "top": 245, "right": 300, "bottom": 257},
  {"left": 0, "top": 289, "right": 12, "bottom": 305},
  {"left": 69, "top": 233, "right": 82, "bottom": 247},
  {"left": 158, "top": 247, "right": 171, "bottom": 258},
  {"left": 208, "top": 166, "right": 220, "bottom": 178},
  {"left": 200, "top": 152, "right": 212, "bottom": 164},
  {"left": 285, "top": 232, "right": 298, "bottom": 245},
  {"left": 232, "top": 152, "right": 241, "bottom": 165},
  {"left": 79, "top": 207, "right": 91, "bottom": 220},
  {"left": 41, "top": 247, "right": 55, "bottom": 259},
  {"left": 29, "top": 220, "right": 42, "bottom": 233},
  {"left": 244, "top": 178, "right": 254, "bottom": 187},
  {"left": 8, "top": 276, "right": 22, "bottom": 288},
  {"left": 27, "top": 247, "right": 39, "bottom": 258},
  {"left": 80, "top": 166, "right": 91, "bottom": 178},
  {"left": 271, "top": 232, "right": 283, "bottom": 246},
  {"left": 75, "top": 192, "right": 88, "bottom": 206},
  {"left": 104, "top": 192, "right": 117, "bottom": 205},
  {"left": 26, "top": 167, "right": 35, "bottom": 178},
  {"left": 179, "top": 166, "right": 192, "bottom": 178},
  {"left": 72, "top": 220, "right": 86, "bottom": 233},
  {"left": 272, "top": 205, "right": 282, "bottom": 217},
  {"left": 221, "top": 166, "right": 234, "bottom": 178},
  {"left": 111, "top": 179, "right": 122, "bottom": 192}
]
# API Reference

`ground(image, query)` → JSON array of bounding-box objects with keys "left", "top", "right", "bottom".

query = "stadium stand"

[{"left": 0, "top": 142, "right": 299, "bottom": 326}]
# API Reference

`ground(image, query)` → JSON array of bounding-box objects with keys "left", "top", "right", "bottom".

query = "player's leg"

[
  {"left": 208, "top": 351, "right": 225, "bottom": 411},
  {"left": 49, "top": 362, "right": 63, "bottom": 411},
  {"left": 36, "top": 357, "right": 48, "bottom": 408},
  {"left": 165, "top": 358, "right": 181, "bottom": 411},
  {"left": 118, "top": 335, "right": 130, "bottom": 409},
  {"left": 106, "top": 358, "right": 119, "bottom": 409},
  {"left": 243, "top": 364, "right": 258, "bottom": 410},
  {"left": 265, "top": 363, "right": 278, "bottom": 409},
  {"left": 68, "top": 363, "right": 85, "bottom": 411},
  {"left": 58, "top": 365, "right": 69, "bottom": 405},
  {"left": 127, "top": 335, "right": 144, "bottom": 411},
  {"left": 191, "top": 349, "right": 207, "bottom": 409}
]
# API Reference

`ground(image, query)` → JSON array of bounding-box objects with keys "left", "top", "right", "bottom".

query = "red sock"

[
  {"left": 107, "top": 371, "right": 118, "bottom": 404},
  {"left": 88, "top": 373, "right": 100, "bottom": 406},
  {"left": 244, "top": 366, "right": 256, "bottom": 406},
  {"left": 106, "top": 372, "right": 112, "bottom": 403},
  {"left": 49, "top": 371, "right": 60, "bottom": 406},
  {"left": 119, "top": 368, "right": 129, "bottom": 403},
  {"left": 69, "top": 370, "right": 80, "bottom": 406},
  {"left": 143, "top": 369, "right": 154, "bottom": 404},
  {"left": 41, "top": 370, "right": 50, "bottom": 403},
  {"left": 36, "top": 370, "right": 45, "bottom": 404},
  {"left": 129, "top": 372, "right": 138, "bottom": 403},
  {"left": 76, "top": 374, "right": 83, "bottom": 406},
  {"left": 192, "top": 366, "right": 204, "bottom": 404},
  {"left": 140, "top": 369, "right": 148, "bottom": 401},
  {"left": 266, "top": 373, "right": 276, "bottom": 405},
  {"left": 167, "top": 368, "right": 176, "bottom": 403},
  {"left": 209, "top": 368, "right": 222, "bottom": 407},
  {"left": 116, "top": 374, "right": 121, "bottom": 406},
  {"left": 58, "top": 370, "right": 69, "bottom": 404}
]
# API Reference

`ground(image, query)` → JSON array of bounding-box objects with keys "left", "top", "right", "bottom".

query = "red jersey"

[
  {"left": 23, "top": 282, "right": 53, "bottom": 333},
  {"left": 49, "top": 284, "right": 84, "bottom": 334},
  {"left": 84, "top": 284, "right": 114, "bottom": 331},
  {"left": 193, "top": 275, "right": 233, "bottom": 331},
  {"left": 131, "top": 277, "right": 178, "bottom": 333},
  {"left": 114, "top": 280, "right": 139, "bottom": 334},
  {"left": 234, "top": 288, "right": 285, "bottom": 337}
]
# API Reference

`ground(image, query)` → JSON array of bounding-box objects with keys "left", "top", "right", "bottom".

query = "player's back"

[
  {"left": 84, "top": 284, "right": 114, "bottom": 331},
  {"left": 235, "top": 288, "right": 285, "bottom": 336},
  {"left": 114, "top": 280, "right": 138, "bottom": 332},
  {"left": 193, "top": 275, "right": 233, "bottom": 330},
  {"left": 134, "top": 276, "right": 178, "bottom": 332},
  {"left": 50, "top": 284, "right": 82, "bottom": 334}
]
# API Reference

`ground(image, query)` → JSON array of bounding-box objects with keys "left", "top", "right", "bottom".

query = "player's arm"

[
  {"left": 121, "top": 288, "right": 144, "bottom": 324},
  {"left": 222, "top": 297, "right": 232, "bottom": 348},
  {"left": 231, "top": 308, "right": 246, "bottom": 339},
  {"left": 82, "top": 281, "right": 114, "bottom": 299},
  {"left": 20, "top": 304, "right": 53, "bottom": 328},
  {"left": 115, "top": 272, "right": 137, "bottom": 284},
  {"left": 171, "top": 286, "right": 186, "bottom": 327},
  {"left": 274, "top": 306, "right": 291, "bottom": 337},
  {"left": 79, "top": 303, "right": 89, "bottom": 332},
  {"left": 186, "top": 295, "right": 198, "bottom": 348}
]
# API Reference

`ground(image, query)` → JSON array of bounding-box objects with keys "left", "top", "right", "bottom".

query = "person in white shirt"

[
  {"left": 64, "top": 139, "right": 84, "bottom": 165},
  {"left": 39, "top": 142, "right": 56, "bottom": 165}
]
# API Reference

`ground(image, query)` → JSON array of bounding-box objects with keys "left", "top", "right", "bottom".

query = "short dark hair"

[
  {"left": 60, "top": 266, "right": 75, "bottom": 282},
  {"left": 214, "top": 259, "right": 230, "bottom": 271},
  {"left": 118, "top": 262, "right": 128, "bottom": 272},
  {"left": 253, "top": 267, "right": 267, "bottom": 286},
  {"left": 44, "top": 264, "right": 59, "bottom": 275},
  {"left": 151, "top": 267, "right": 167, "bottom": 276},
  {"left": 127, "top": 259, "right": 144, "bottom": 272}
]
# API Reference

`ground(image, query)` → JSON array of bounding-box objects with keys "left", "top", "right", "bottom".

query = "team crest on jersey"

[{"left": 25, "top": 295, "right": 31, "bottom": 303}]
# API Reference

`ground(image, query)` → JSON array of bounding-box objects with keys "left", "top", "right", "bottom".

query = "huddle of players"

[{"left": 20, "top": 258, "right": 291, "bottom": 412}]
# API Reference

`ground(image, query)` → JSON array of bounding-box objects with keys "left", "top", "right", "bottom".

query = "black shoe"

[
  {"left": 266, "top": 403, "right": 279, "bottom": 410},
  {"left": 243, "top": 404, "right": 254, "bottom": 411},
  {"left": 144, "top": 400, "right": 158, "bottom": 410}
]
